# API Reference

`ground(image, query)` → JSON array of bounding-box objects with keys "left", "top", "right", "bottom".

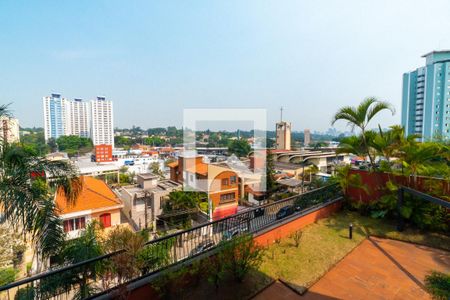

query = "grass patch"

[
  {"left": 340, "top": 210, "right": 450, "bottom": 251},
  {"left": 258, "top": 210, "right": 450, "bottom": 289}
]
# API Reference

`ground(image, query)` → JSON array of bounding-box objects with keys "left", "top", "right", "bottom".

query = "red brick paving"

[
  {"left": 254, "top": 237, "right": 450, "bottom": 300},
  {"left": 253, "top": 281, "right": 302, "bottom": 300}
]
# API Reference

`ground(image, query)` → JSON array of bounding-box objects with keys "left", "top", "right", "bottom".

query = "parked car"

[
  {"left": 124, "top": 160, "right": 135, "bottom": 166},
  {"left": 190, "top": 239, "right": 215, "bottom": 256},
  {"left": 222, "top": 224, "right": 249, "bottom": 241},
  {"left": 276, "top": 205, "right": 294, "bottom": 220},
  {"left": 254, "top": 207, "right": 266, "bottom": 217}
]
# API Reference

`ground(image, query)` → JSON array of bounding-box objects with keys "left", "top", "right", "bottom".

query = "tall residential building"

[
  {"left": 402, "top": 50, "right": 450, "bottom": 140},
  {"left": 90, "top": 97, "right": 114, "bottom": 147},
  {"left": 276, "top": 108, "right": 291, "bottom": 150},
  {"left": 304, "top": 129, "right": 311, "bottom": 146},
  {"left": 0, "top": 116, "right": 20, "bottom": 144},
  {"left": 67, "top": 99, "right": 90, "bottom": 138},
  {"left": 43, "top": 94, "right": 69, "bottom": 141}
]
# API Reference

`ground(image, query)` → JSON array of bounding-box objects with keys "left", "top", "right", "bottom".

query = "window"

[
  {"left": 99, "top": 213, "right": 112, "bottom": 228},
  {"left": 230, "top": 176, "right": 237, "bottom": 184},
  {"left": 63, "top": 217, "right": 86, "bottom": 232},
  {"left": 220, "top": 192, "right": 235, "bottom": 203},
  {"left": 222, "top": 178, "right": 229, "bottom": 186}
]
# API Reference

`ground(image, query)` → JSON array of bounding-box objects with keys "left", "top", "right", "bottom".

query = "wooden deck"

[{"left": 254, "top": 237, "right": 450, "bottom": 300}]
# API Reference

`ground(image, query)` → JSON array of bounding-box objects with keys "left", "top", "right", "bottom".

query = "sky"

[{"left": 1, "top": 0, "right": 450, "bottom": 132}]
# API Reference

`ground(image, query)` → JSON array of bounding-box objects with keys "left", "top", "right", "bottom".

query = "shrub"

[
  {"left": 424, "top": 271, "right": 450, "bottom": 300},
  {"left": 222, "top": 234, "right": 265, "bottom": 283},
  {"left": 15, "top": 286, "right": 35, "bottom": 300},
  {"left": 290, "top": 230, "right": 303, "bottom": 248},
  {"left": 204, "top": 255, "right": 227, "bottom": 291},
  {"left": 0, "top": 267, "right": 16, "bottom": 286}
]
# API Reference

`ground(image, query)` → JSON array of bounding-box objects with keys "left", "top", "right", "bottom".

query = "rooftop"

[
  {"left": 421, "top": 49, "right": 450, "bottom": 57},
  {"left": 56, "top": 176, "right": 123, "bottom": 215},
  {"left": 122, "top": 179, "right": 181, "bottom": 195},
  {"left": 137, "top": 173, "right": 159, "bottom": 180}
]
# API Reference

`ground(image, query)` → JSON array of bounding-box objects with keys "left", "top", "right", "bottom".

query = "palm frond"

[
  {"left": 366, "top": 100, "right": 395, "bottom": 123},
  {"left": 32, "top": 198, "right": 65, "bottom": 258}
]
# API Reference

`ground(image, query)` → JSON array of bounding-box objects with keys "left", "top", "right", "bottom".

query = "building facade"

[
  {"left": 43, "top": 93, "right": 69, "bottom": 141},
  {"left": 43, "top": 94, "right": 114, "bottom": 146},
  {"left": 56, "top": 176, "right": 123, "bottom": 239},
  {"left": 276, "top": 121, "right": 291, "bottom": 150},
  {"left": 67, "top": 99, "right": 90, "bottom": 138},
  {"left": 93, "top": 144, "right": 113, "bottom": 162},
  {"left": 304, "top": 129, "right": 311, "bottom": 146},
  {"left": 0, "top": 116, "right": 20, "bottom": 144},
  {"left": 90, "top": 97, "right": 114, "bottom": 147},
  {"left": 168, "top": 155, "right": 241, "bottom": 220},
  {"left": 119, "top": 174, "right": 181, "bottom": 231},
  {"left": 402, "top": 50, "right": 450, "bottom": 140}
]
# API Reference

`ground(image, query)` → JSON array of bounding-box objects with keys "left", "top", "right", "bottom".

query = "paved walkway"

[{"left": 254, "top": 237, "right": 450, "bottom": 300}]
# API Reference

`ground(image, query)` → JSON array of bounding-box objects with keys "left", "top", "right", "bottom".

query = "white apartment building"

[
  {"left": 90, "top": 97, "right": 114, "bottom": 147},
  {"left": 43, "top": 94, "right": 114, "bottom": 147},
  {"left": 43, "top": 93, "right": 69, "bottom": 141},
  {"left": 0, "top": 116, "right": 20, "bottom": 144},
  {"left": 67, "top": 99, "right": 90, "bottom": 138}
]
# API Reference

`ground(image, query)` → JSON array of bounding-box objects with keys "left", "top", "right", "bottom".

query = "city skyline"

[{"left": 2, "top": 1, "right": 450, "bottom": 132}]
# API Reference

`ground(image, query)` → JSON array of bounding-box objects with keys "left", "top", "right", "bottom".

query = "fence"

[
  {"left": 397, "top": 185, "right": 450, "bottom": 231},
  {"left": 0, "top": 183, "right": 342, "bottom": 300}
]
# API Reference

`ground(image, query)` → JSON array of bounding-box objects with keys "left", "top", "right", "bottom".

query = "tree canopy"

[{"left": 56, "top": 135, "right": 93, "bottom": 156}]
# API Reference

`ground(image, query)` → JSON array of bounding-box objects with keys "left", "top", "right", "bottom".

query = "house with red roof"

[{"left": 56, "top": 176, "right": 124, "bottom": 239}]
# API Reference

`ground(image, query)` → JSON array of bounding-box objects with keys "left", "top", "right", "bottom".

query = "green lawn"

[{"left": 258, "top": 210, "right": 450, "bottom": 290}]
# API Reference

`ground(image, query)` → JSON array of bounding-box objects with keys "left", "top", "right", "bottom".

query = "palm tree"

[
  {"left": 336, "top": 135, "right": 367, "bottom": 158},
  {"left": 397, "top": 140, "right": 441, "bottom": 186},
  {"left": 332, "top": 97, "right": 395, "bottom": 169},
  {"left": 0, "top": 105, "right": 82, "bottom": 269},
  {"left": 55, "top": 221, "right": 103, "bottom": 299},
  {"left": 330, "top": 165, "right": 368, "bottom": 200}
]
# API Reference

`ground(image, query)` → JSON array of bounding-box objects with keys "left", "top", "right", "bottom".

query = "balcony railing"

[{"left": 0, "top": 183, "right": 342, "bottom": 300}]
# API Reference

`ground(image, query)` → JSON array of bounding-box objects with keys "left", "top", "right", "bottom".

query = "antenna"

[{"left": 280, "top": 106, "right": 283, "bottom": 122}]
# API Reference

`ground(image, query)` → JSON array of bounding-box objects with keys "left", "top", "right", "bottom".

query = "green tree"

[
  {"left": 56, "top": 135, "right": 93, "bottom": 156},
  {"left": 114, "top": 136, "right": 132, "bottom": 147},
  {"left": 330, "top": 165, "right": 368, "bottom": 198},
  {"left": 144, "top": 137, "right": 165, "bottom": 147},
  {"left": 265, "top": 152, "right": 276, "bottom": 194},
  {"left": 228, "top": 139, "right": 251, "bottom": 158},
  {"left": 51, "top": 222, "right": 103, "bottom": 299},
  {"left": 163, "top": 191, "right": 206, "bottom": 227},
  {"left": 47, "top": 138, "right": 58, "bottom": 152},
  {"left": 149, "top": 162, "right": 164, "bottom": 177},
  {"left": 0, "top": 105, "right": 82, "bottom": 267},
  {"left": 332, "top": 97, "right": 395, "bottom": 169},
  {"left": 20, "top": 129, "right": 50, "bottom": 155}
]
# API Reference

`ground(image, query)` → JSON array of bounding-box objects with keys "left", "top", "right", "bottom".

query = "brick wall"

[{"left": 253, "top": 200, "right": 342, "bottom": 246}]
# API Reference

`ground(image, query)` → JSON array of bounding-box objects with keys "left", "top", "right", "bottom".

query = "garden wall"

[
  {"left": 253, "top": 200, "right": 343, "bottom": 246},
  {"left": 346, "top": 169, "right": 450, "bottom": 203},
  {"left": 122, "top": 199, "right": 343, "bottom": 300}
]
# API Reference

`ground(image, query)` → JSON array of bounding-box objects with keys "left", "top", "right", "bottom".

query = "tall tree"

[
  {"left": 0, "top": 105, "right": 82, "bottom": 268},
  {"left": 228, "top": 139, "right": 251, "bottom": 158},
  {"left": 332, "top": 97, "right": 394, "bottom": 169}
]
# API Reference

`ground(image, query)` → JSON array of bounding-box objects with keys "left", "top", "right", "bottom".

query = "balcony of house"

[{"left": 1, "top": 174, "right": 448, "bottom": 300}]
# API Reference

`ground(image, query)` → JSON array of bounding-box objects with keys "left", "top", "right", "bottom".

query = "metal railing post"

[{"left": 397, "top": 187, "right": 404, "bottom": 232}]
